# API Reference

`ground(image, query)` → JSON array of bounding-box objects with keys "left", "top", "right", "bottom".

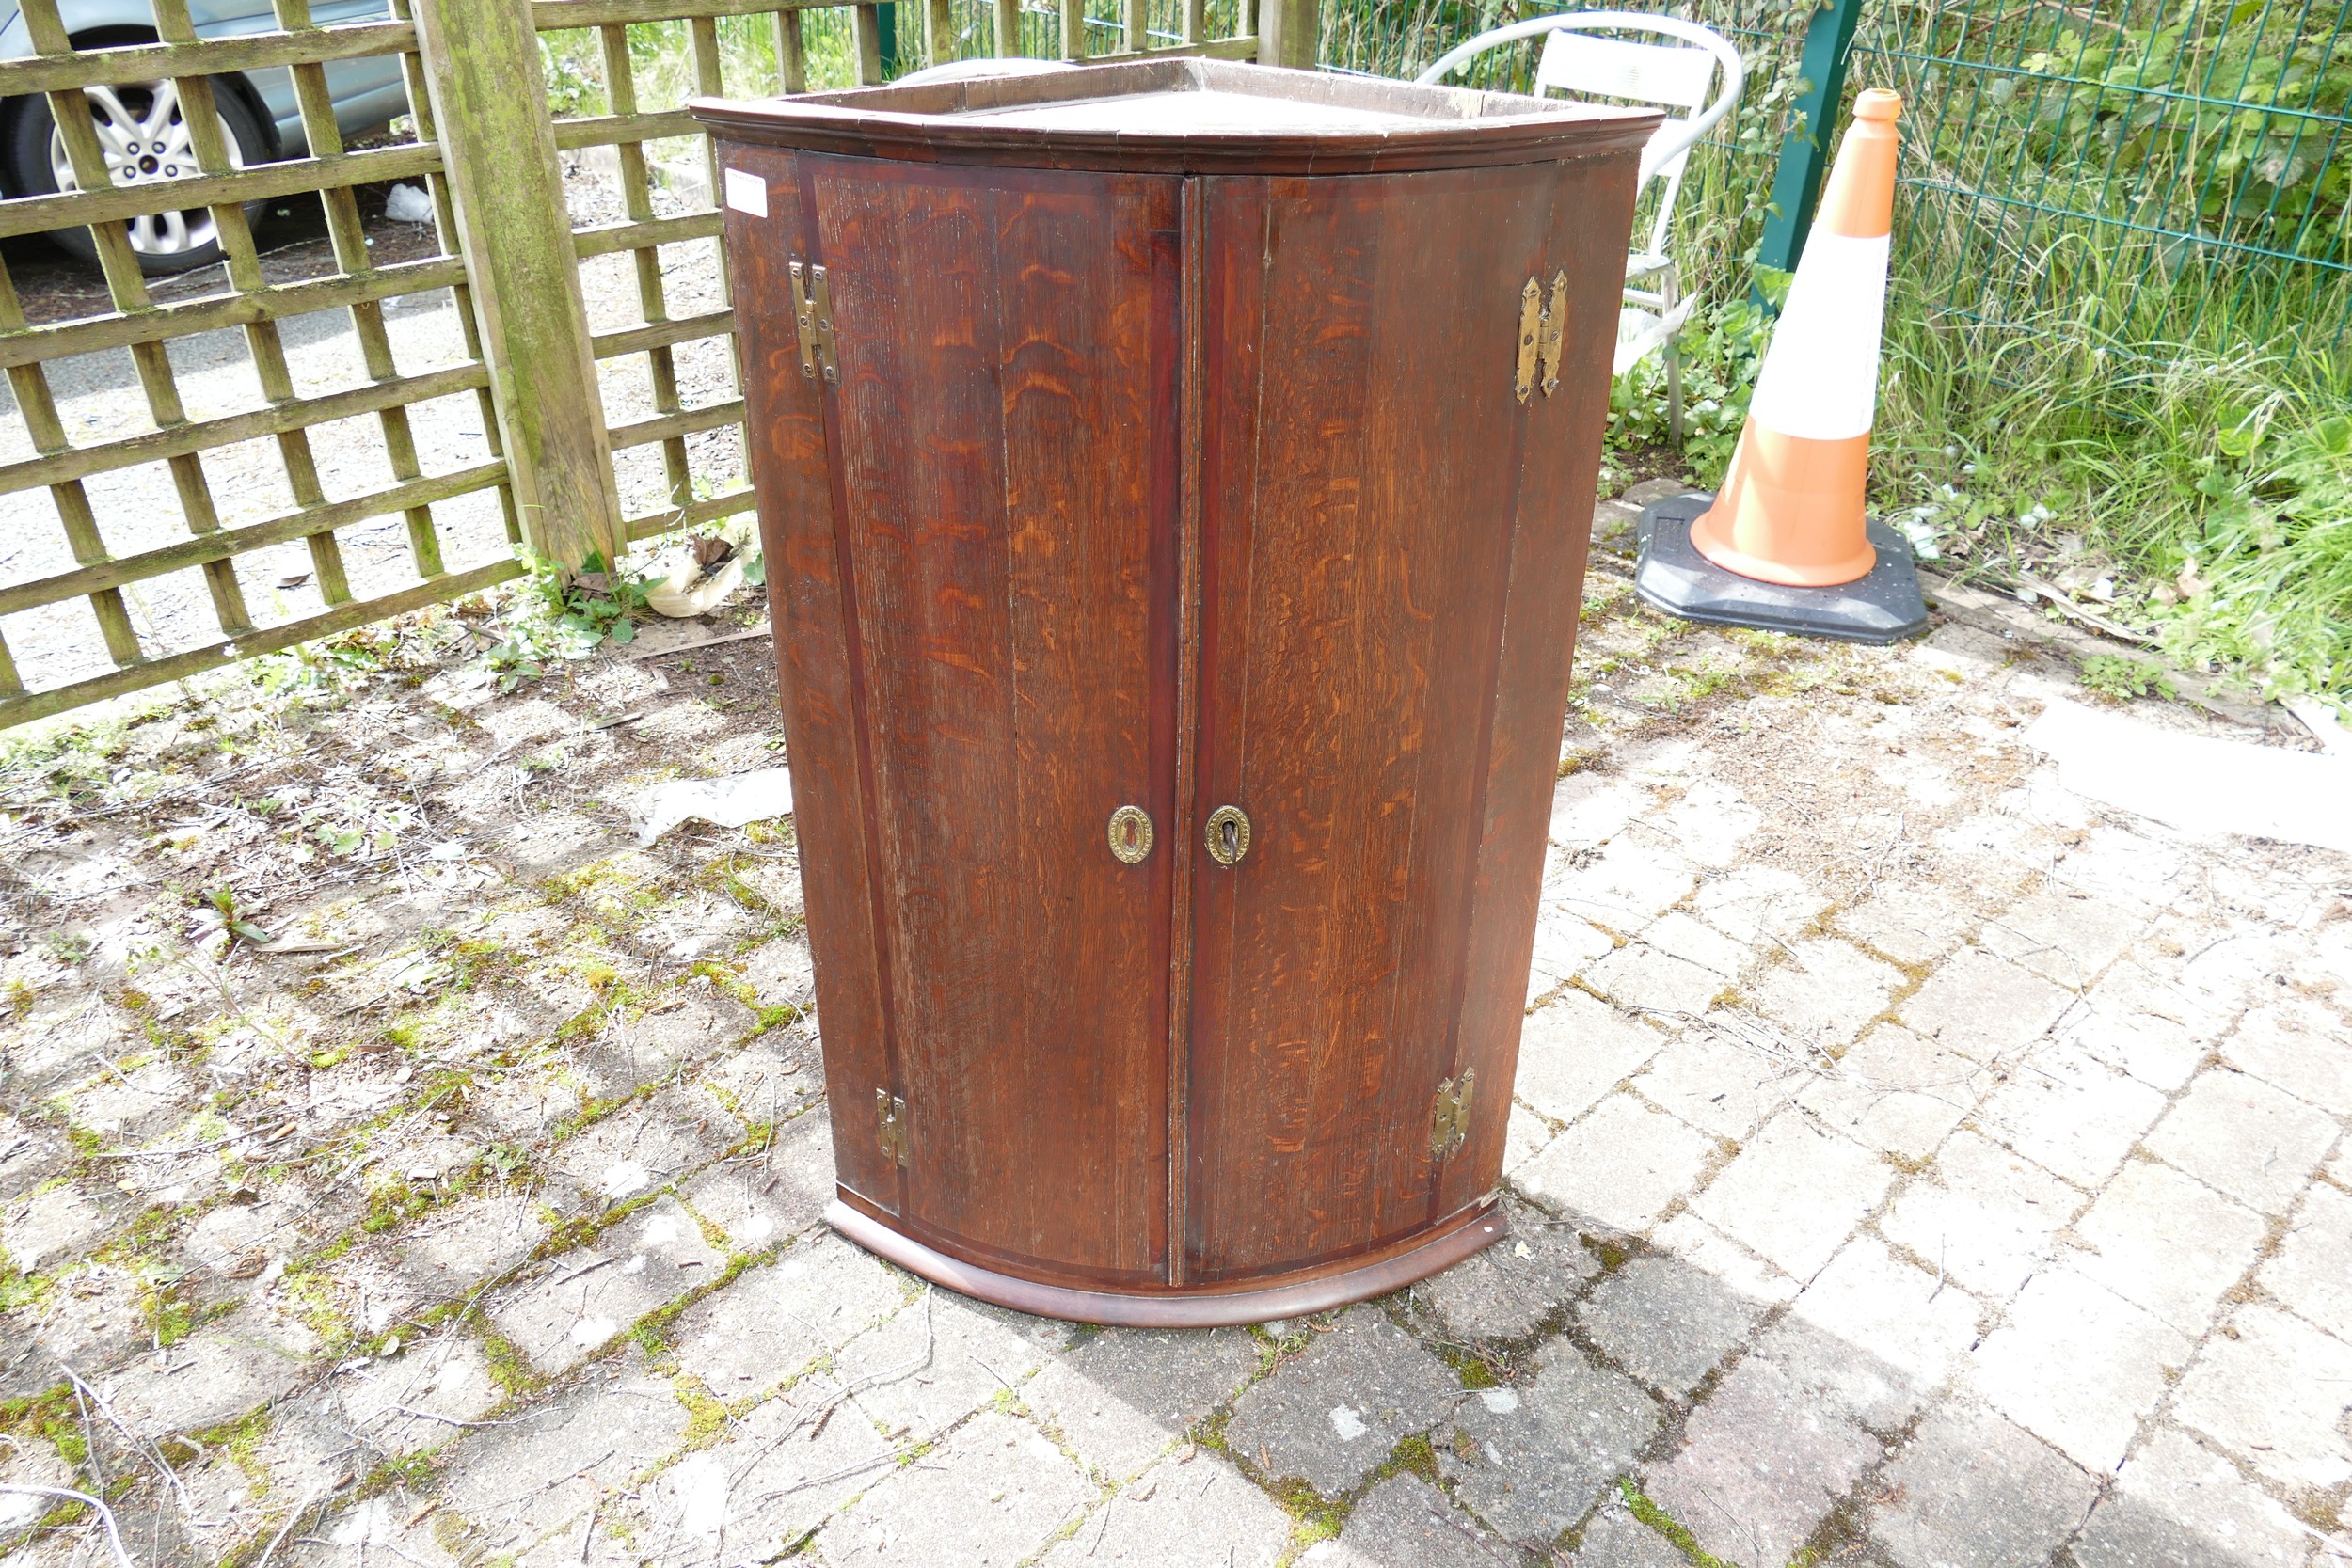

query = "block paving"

[{"left": 0, "top": 482, "right": 2347, "bottom": 1566}]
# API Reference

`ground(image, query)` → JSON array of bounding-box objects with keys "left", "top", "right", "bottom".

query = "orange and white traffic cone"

[{"left": 1632, "top": 88, "right": 1928, "bottom": 644}]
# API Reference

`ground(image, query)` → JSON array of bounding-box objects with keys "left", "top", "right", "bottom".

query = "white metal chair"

[{"left": 1417, "top": 14, "right": 1745, "bottom": 442}]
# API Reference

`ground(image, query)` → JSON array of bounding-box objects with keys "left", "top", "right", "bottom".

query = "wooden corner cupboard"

[{"left": 691, "top": 60, "right": 1657, "bottom": 1326}]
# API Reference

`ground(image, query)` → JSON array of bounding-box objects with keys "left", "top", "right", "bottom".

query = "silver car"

[{"left": 0, "top": 0, "right": 409, "bottom": 273}]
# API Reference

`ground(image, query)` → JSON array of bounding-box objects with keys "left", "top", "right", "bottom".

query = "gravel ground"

[{"left": 1, "top": 485, "right": 2345, "bottom": 1568}]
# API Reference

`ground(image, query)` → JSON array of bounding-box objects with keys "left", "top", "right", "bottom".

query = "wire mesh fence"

[{"left": 1318, "top": 0, "right": 2351, "bottom": 367}]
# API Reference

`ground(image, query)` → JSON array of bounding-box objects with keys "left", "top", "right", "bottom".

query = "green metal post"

[
  {"left": 1756, "top": 0, "right": 1867, "bottom": 281},
  {"left": 878, "top": 1, "right": 900, "bottom": 76}
]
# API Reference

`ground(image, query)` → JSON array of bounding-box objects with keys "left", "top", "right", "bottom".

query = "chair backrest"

[
  {"left": 1414, "top": 13, "right": 1745, "bottom": 262},
  {"left": 1534, "top": 29, "right": 1718, "bottom": 114},
  {"left": 1534, "top": 26, "right": 1719, "bottom": 259}
]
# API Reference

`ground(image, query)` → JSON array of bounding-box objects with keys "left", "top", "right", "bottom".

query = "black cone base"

[{"left": 1633, "top": 493, "right": 1930, "bottom": 645}]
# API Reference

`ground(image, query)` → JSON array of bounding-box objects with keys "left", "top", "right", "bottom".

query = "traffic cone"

[{"left": 1632, "top": 88, "right": 1928, "bottom": 644}]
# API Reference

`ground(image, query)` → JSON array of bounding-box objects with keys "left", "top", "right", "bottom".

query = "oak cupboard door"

[
  {"left": 788, "top": 155, "right": 1185, "bottom": 1285},
  {"left": 1183, "top": 163, "right": 1599, "bottom": 1283}
]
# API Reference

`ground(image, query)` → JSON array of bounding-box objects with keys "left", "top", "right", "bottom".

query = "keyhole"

[
  {"left": 1220, "top": 819, "right": 1238, "bottom": 859},
  {"left": 1123, "top": 818, "right": 1140, "bottom": 852}
]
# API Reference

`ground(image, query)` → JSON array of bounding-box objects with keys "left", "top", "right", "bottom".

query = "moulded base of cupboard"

[{"left": 824, "top": 1196, "right": 1510, "bottom": 1328}]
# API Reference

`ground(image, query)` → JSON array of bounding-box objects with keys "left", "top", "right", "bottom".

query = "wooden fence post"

[
  {"left": 1258, "top": 0, "right": 1318, "bottom": 69},
  {"left": 412, "top": 0, "right": 624, "bottom": 572}
]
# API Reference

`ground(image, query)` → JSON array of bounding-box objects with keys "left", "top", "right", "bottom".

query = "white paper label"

[{"left": 723, "top": 167, "right": 768, "bottom": 218}]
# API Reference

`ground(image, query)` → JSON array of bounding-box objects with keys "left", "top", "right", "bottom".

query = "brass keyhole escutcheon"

[
  {"left": 1205, "top": 804, "right": 1251, "bottom": 867},
  {"left": 1107, "top": 804, "right": 1153, "bottom": 865}
]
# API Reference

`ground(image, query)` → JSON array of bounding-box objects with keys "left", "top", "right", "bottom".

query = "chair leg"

[
  {"left": 1667, "top": 338, "right": 1685, "bottom": 447},
  {"left": 1663, "top": 263, "right": 1684, "bottom": 447}
]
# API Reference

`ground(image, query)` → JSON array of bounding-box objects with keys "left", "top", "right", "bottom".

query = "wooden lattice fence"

[{"left": 0, "top": 0, "right": 1294, "bottom": 729}]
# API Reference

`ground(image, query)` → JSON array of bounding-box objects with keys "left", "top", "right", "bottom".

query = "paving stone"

[
  {"left": 1224, "top": 1311, "right": 1462, "bottom": 1496},
  {"left": 1586, "top": 942, "right": 1728, "bottom": 1017},
  {"left": 580, "top": 990, "right": 756, "bottom": 1093},
  {"left": 393, "top": 1194, "right": 550, "bottom": 1305},
  {"left": 2259, "top": 1180, "right": 2352, "bottom": 1342},
  {"left": 1977, "top": 1044, "right": 2170, "bottom": 1189},
  {"left": 330, "top": 1336, "right": 501, "bottom": 1455},
  {"left": 1837, "top": 886, "right": 1981, "bottom": 967},
  {"left": 287, "top": 1492, "right": 465, "bottom": 1568},
  {"left": 2224, "top": 996, "right": 2352, "bottom": 1116},
  {"left": 0, "top": 1183, "right": 114, "bottom": 1274},
  {"left": 490, "top": 1196, "right": 727, "bottom": 1375},
  {"left": 1630, "top": 1030, "right": 1802, "bottom": 1142},
  {"left": 1979, "top": 888, "right": 2144, "bottom": 990},
  {"left": 669, "top": 1230, "right": 903, "bottom": 1392},
  {"left": 1417, "top": 1197, "right": 1598, "bottom": 1340},
  {"left": 1550, "top": 771, "right": 1647, "bottom": 849},
  {"left": 1039, "top": 1450, "right": 1292, "bottom": 1568},
  {"left": 1967, "top": 1269, "right": 2191, "bottom": 1473},
  {"left": 1649, "top": 1212, "right": 1799, "bottom": 1307},
  {"left": 1644, "top": 1353, "right": 1878, "bottom": 1568},
  {"left": 1442, "top": 1343, "right": 1660, "bottom": 1541},
  {"left": 1572, "top": 1498, "right": 1688, "bottom": 1568},
  {"left": 1638, "top": 779, "right": 1763, "bottom": 870},
  {"left": 2061, "top": 967, "right": 2209, "bottom": 1092},
  {"left": 100, "top": 1313, "right": 316, "bottom": 1438},
  {"left": 739, "top": 935, "right": 817, "bottom": 1010},
  {"left": 1749, "top": 939, "right": 1905, "bottom": 1053},
  {"left": 1881, "top": 1132, "right": 2074, "bottom": 1300},
  {"left": 1528, "top": 911, "right": 1620, "bottom": 1001},
  {"left": 830, "top": 1288, "right": 1072, "bottom": 1444},
  {"left": 1577, "top": 1253, "right": 1766, "bottom": 1399},
  {"left": 679, "top": 1107, "right": 834, "bottom": 1248},
  {"left": 1689, "top": 1113, "right": 1891, "bottom": 1283},
  {"left": 1023, "top": 1325, "right": 1259, "bottom": 1480},
  {"left": 1552, "top": 844, "right": 1699, "bottom": 933},
  {"left": 2072, "top": 1158, "right": 2266, "bottom": 1335},
  {"left": 2172, "top": 1304, "right": 2352, "bottom": 1492},
  {"left": 1635, "top": 911, "right": 1750, "bottom": 977},
  {"left": 1517, "top": 1093, "right": 1712, "bottom": 1235},
  {"left": 541, "top": 1089, "right": 744, "bottom": 1207},
  {"left": 1514, "top": 992, "right": 1668, "bottom": 1125},
  {"left": 2145, "top": 1069, "right": 2341, "bottom": 1215},
  {"left": 2073, "top": 1425, "right": 2319, "bottom": 1568},
  {"left": 1783, "top": 1235, "right": 1979, "bottom": 1419},
  {"left": 1693, "top": 865, "right": 1824, "bottom": 946},
  {"left": 437, "top": 1352, "right": 688, "bottom": 1559},
  {"left": 1798, "top": 1024, "right": 1985, "bottom": 1160},
  {"left": 1505, "top": 1101, "right": 1554, "bottom": 1175},
  {"left": 1868, "top": 1402, "right": 2096, "bottom": 1568},
  {"left": 823, "top": 1411, "right": 1090, "bottom": 1568},
  {"left": 681, "top": 1377, "right": 899, "bottom": 1555},
  {"left": 2046, "top": 827, "right": 2190, "bottom": 916},
  {"left": 1297, "top": 1473, "right": 1502, "bottom": 1568},
  {"left": 1901, "top": 948, "right": 2072, "bottom": 1064}
]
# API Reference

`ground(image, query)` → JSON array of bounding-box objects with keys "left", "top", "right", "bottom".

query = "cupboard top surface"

[{"left": 689, "top": 58, "right": 1659, "bottom": 174}]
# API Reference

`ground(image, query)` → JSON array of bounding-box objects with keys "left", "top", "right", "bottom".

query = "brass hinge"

[
  {"left": 1514, "top": 272, "right": 1569, "bottom": 404},
  {"left": 1430, "top": 1067, "right": 1474, "bottom": 1160},
  {"left": 789, "top": 260, "right": 839, "bottom": 384},
  {"left": 875, "top": 1086, "right": 910, "bottom": 1166}
]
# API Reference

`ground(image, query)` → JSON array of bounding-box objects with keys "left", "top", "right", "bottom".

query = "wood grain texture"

[
  {"left": 704, "top": 69, "right": 1649, "bottom": 1309},
  {"left": 723, "top": 147, "right": 900, "bottom": 1211},
  {"left": 1185, "top": 164, "right": 1565, "bottom": 1284},
  {"left": 806, "top": 154, "right": 1181, "bottom": 1283},
  {"left": 1437, "top": 152, "right": 1639, "bottom": 1222}
]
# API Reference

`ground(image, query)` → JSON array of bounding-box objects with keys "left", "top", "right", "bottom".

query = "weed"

[{"left": 2078, "top": 656, "right": 2179, "bottom": 705}]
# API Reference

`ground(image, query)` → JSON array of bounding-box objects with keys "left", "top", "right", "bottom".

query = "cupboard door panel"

[
  {"left": 723, "top": 149, "right": 898, "bottom": 1211},
  {"left": 1437, "top": 151, "right": 1640, "bottom": 1220},
  {"left": 1186, "top": 165, "right": 1566, "bottom": 1283},
  {"left": 803, "top": 155, "right": 1183, "bottom": 1283}
]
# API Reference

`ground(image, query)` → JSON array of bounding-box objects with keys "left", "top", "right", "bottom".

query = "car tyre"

[{"left": 5, "top": 73, "right": 270, "bottom": 276}]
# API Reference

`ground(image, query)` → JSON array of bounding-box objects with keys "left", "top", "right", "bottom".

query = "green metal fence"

[{"left": 1324, "top": 0, "right": 2352, "bottom": 364}]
